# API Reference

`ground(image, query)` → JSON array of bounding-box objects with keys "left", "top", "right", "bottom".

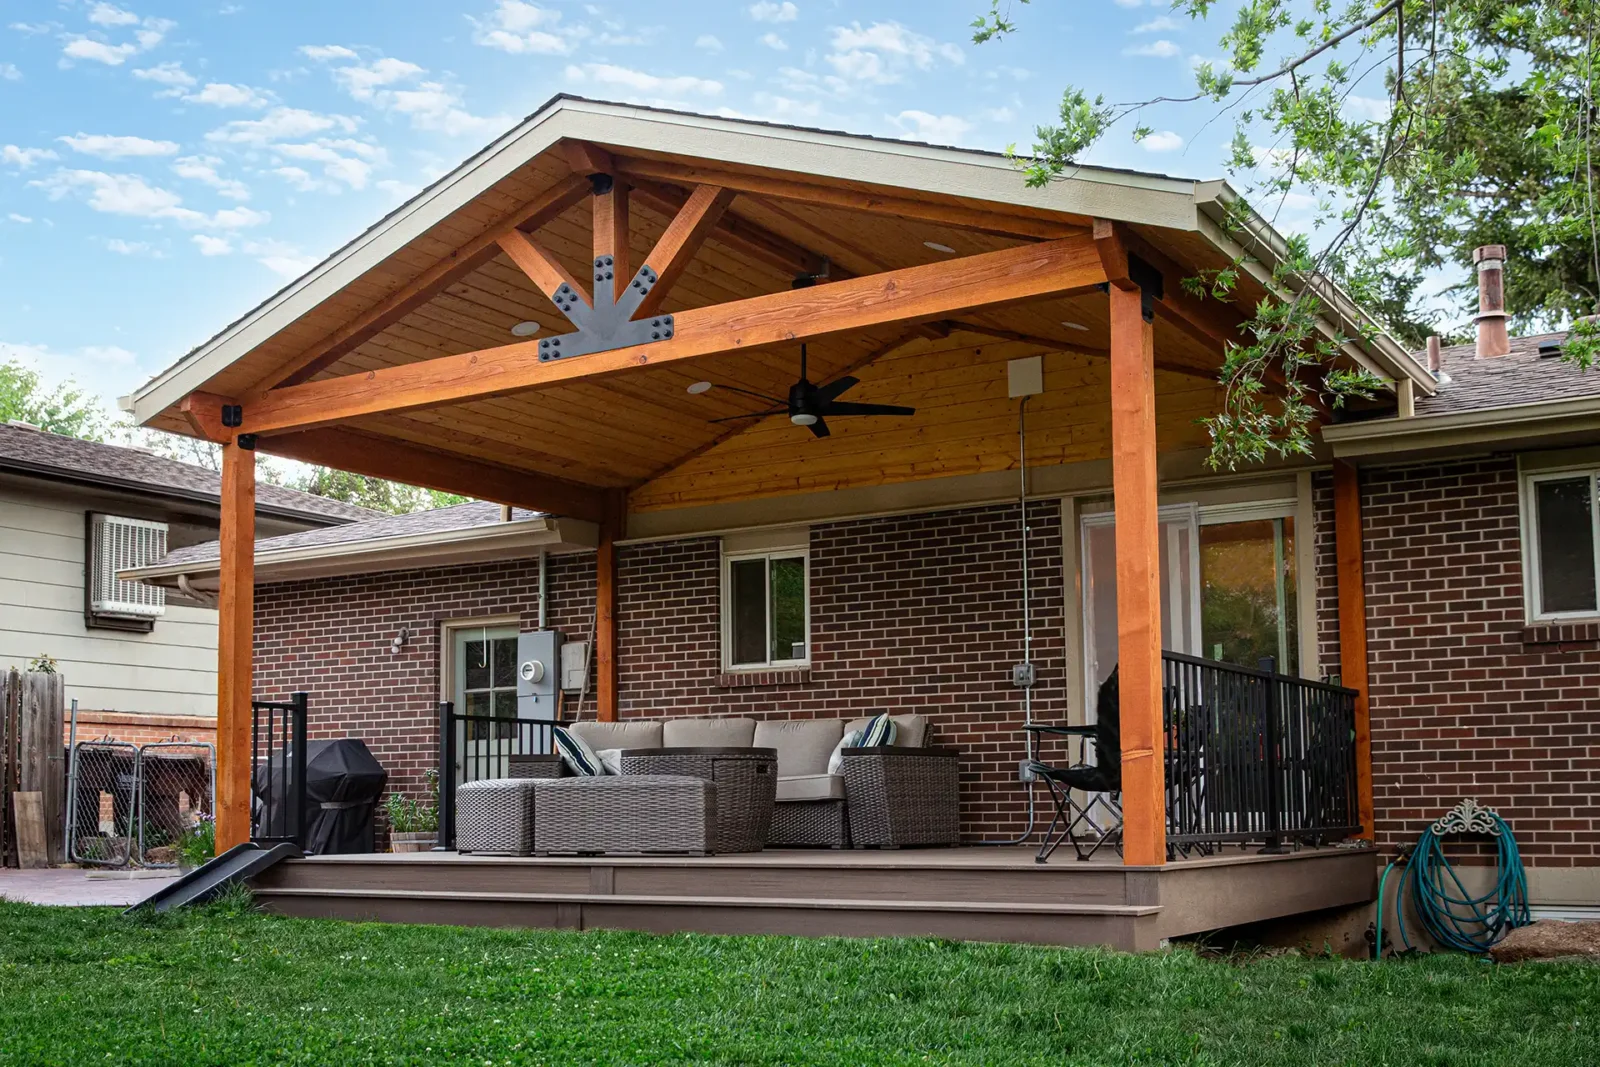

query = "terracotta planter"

[{"left": 390, "top": 831, "right": 436, "bottom": 853}]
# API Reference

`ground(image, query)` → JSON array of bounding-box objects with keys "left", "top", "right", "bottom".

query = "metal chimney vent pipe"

[
  {"left": 1426, "top": 335, "right": 1442, "bottom": 374},
  {"left": 1473, "top": 244, "right": 1511, "bottom": 358}
]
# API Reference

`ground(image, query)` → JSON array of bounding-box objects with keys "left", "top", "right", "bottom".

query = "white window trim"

[
  {"left": 721, "top": 548, "right": 811, "bottom": 671},
  {"left": 1519, "top": 465, "right": 1600, "bottom": 623}
]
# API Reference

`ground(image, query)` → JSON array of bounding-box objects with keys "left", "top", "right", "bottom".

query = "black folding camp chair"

[{"left": 1028, "top": 668, "right": 1122, "bottom": 862}]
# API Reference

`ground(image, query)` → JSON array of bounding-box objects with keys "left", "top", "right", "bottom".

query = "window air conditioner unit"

[{"left": 89, "top": 514, "right": 168, "bottom": 620}]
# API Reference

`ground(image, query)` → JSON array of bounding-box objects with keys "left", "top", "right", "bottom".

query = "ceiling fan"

[{"left": 690, "top": 343, "right": 916, "bottom": 439}]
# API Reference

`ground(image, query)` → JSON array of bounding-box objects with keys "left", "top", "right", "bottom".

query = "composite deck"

[{"left": 251, "top": 845, "right": 1378, "bottom": 952}]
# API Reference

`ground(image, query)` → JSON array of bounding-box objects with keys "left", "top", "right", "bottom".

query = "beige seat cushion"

[
  {"left": 843, "top": 713, "right": 928, "bottom": 748},
  {"left": 662, "top": 717, "right": 757, "bottom": 748},
  {"left": 569, "top": 720, "right": 663, "bottom": 752},
  {"left": 754, "top": 718, "right": 845, "bottom": 777},
  {"left": 776, "top": 773, "right": 846, "bottom": 802}
]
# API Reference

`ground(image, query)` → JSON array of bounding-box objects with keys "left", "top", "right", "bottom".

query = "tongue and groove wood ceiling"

[{"left": 168, "top": 141, "right": 1250, "bottom": 511}]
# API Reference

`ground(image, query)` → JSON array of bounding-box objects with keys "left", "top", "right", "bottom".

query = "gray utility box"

[{"left": 516, "top": 630, "right": 562, "bottom": 716}]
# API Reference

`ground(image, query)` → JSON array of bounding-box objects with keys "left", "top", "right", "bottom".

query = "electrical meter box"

[
  {"left": 516, "top": 629, "right": 562, "bottom": 714},
  {"left": 560, "top": 640, "right": 590, "bottom": 694}
]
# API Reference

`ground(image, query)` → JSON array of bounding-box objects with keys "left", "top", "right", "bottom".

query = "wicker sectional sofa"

[{"left": 557, "top": 713, "right": 960, "bottom": 849}]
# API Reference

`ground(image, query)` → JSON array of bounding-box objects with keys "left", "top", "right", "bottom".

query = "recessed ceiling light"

[
  {"left": 510, "top": 321, "right": 541, "bottom": 337},
  {"left": 923, "top": 241, "right": 956, "bottom": 254},
  {"left": 1060, "top": 321, "right": 1089, "bottom": 332},
  {"left": 686, "top": 381, "right": 713, "bottom": 395}
]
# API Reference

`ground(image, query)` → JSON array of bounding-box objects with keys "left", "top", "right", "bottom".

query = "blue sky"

[{"left": 1, "top": 0, "right": 1254, "bottom": 420}]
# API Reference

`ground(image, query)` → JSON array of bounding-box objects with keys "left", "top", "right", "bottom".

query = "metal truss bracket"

[
  {"left": 538, "top": 257, "right": 675, "bottom": 362},
  {"left": 1127, "top": 254, "right": 1164, "bottom": 323}
]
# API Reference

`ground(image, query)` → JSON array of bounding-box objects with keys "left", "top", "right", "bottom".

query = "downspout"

[{"left": 538, "top": 549, "right": 547, "bottom": 630}]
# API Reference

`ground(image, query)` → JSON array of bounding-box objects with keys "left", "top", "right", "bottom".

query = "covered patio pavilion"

[{"left": 125, "top": 97, "right": 1427, "bottom": 937}]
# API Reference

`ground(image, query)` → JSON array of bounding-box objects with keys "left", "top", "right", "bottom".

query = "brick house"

[{"left": 118, "top": 98, "right": 1595, "bottom": 942}]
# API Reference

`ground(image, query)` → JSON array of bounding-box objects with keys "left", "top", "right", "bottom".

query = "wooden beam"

[
  {"left": 562, "top": 139, "right": 615, "bottom": 177},
  {"left": 496, "top": 230, "right": 592, "bottom": 309},
  {"left": 635, "top": 184, "right": 735, "bottom": 318},
  {"left": 595, "top": 490, "right": 625, "bottom": 722},
  {"left": 254, "top": 175, "right": 592, "bottom": 393},
  {"left": 1110, "top": 282, "right": 1165, "bottom": 867},
  {"left": 616, "top": 155, "right": 1089, "bottom": 240},
  {"left": 180, "top": 391, "right": 230, "bottom": 442},
  {"left": 1333, "top": 460, "right": 1375, "bottom": 840},
  {"left": 234, "top": 235, "right": 1108, "bottom": 436},
  {"left": 628, "top": 180, "right": 825, "bottom": 279},
  {"left": 1093, "top": 218, "right": 1137, "bottom": 291},
  {"left": 215, "top": 439, "right": 255, "bottom": 852},
  {"left": 592, "top": 178, "right": 630, "bottom": 306},
  {"left": 1115, "top": 227, "right": 1248, "bottom": 353},
  {"left": 256, "top": 426, "right": 607, "bottom": 522}
]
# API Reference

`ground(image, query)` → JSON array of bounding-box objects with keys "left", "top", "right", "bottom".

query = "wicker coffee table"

[{"left": 618, "top": 747, "right": 778, "bottom": 853}]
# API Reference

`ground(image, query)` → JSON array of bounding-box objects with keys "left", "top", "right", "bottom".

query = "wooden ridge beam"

[
  {"left": 233, "top": 234, "right": 1108, "bottom": 437},
  {"left": 635, "top": 184, "right": 735, "bottom": 318},
  {"left": 254, "top": 174, "right": 592, "bottom": 394},
  {"left": 256, "top": 426, "right": 607, "bottom": 522},
  {"left": 616, "top": 155, "right": 1089, "bottom": 241}
]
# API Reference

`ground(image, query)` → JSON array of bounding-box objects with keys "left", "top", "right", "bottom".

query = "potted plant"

[{"left": 384, "top": 769, "right": 439, "bottom": 853}]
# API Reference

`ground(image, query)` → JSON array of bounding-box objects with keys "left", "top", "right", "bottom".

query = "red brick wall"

[
  {"left": 64, "top": 712, "right": 216, "bottom": 747},
  {"left": 1315, "top": 458, "right": 1600, "bottom": 869}
]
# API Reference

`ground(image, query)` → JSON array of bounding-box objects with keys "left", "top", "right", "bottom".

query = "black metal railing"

[
  {"left": 1162, "top": 652, "right": 1360, "bottom": 855},
  {"left": 251, "top": 692, "right": 308, "bottom": 849},
  {"left": 436, "top": 702, "right": 567, "bottom": 849}
]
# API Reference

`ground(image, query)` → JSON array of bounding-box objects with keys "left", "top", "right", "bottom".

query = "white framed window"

[
  {"left": 1521, "top": 468, "right": 1600, "bottom": 621},
  {"left": 722, "top": 547, "right": 810, "bottom": 670}
]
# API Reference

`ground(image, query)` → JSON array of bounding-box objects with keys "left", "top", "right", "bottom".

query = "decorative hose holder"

[{"left": 1376, "top": 798, "right": 1531, "bottom": 957}]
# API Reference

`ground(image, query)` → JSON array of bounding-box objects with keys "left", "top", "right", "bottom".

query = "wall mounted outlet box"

[
  {"left": 560, "top": 640, "right": 590, "bottom": 693},
  {"left": 1018, "top": 759, "right": 1037, "bottom": 782},
  {"left": 1011, "top": 662, "right": 1036, "bottom": 688},
  {"left": 1007, "top": 355, "right": 1044, "bottom": 398}
]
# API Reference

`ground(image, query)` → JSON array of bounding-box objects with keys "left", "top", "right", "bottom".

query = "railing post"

[
  {"left": 436, "top": 701, "right": 455, "bottom": 851},
  {"left": 290, "top": 692, "right": 308, "bottom": 850},
  {"left": 1258, "top": 657, "right": 1287, "bottom": 854}
]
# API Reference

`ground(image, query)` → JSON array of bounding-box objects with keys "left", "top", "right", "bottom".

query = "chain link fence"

[{"left": 65, "top": 740, "right": 215, "bottom": 868}]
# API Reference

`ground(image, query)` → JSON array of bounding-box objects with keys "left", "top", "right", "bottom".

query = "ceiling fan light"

[
  {"left": 686, "top": 381, "right": 713, "bottom": 395},
  {"left": 510, "top": 320, "right": 541, "bottom": 337},
  {"left": 923, "top": 241, "right": 956, "bottom": 254},
  {"left": 790, "top": 412, "right": 818, "bottom": 427}
]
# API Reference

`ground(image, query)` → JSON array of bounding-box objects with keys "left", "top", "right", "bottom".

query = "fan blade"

[
  {"left": 819, "top": 401, "right": 916, "bottom": 417},
  {"left": 816, "top": 375, "right": 859, "bottom": 403},
  {"left": 708, "top": 408, "right": 784, "bottom": 424},
  {"left": 808, "top": 416, "right": 831, "bottom": 438}
]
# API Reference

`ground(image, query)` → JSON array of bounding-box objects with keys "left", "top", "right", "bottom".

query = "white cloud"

[
  {"left": 469, "top": 1, "right": 586, "bottom": 55},
  {"left": 132, "top": 60, "right": 194, "bottom": 87},
  {"left": 243, "top": 238, "right": 316, "bottom": 278},
  {"left": 561, "top": 63, "right": 723, "bottom": 97},
  {"left": 328, "top": 56, "right": 424, "bottom": 99},
  {"left": 303, "top": 50, "right": 504, "bottom": 137},
  {"left": 80, "top": 344, "right": 138, "bottom": 365},
  {"left": 2, "top": 145, "right": 59, "bottom": 169},
  {"left": 375, "top": 178, "right": 418, "bottom": 200},
  {"left": 58, "top": 133, "right": 179, "bottom": 159},
  {"left": 1114, "top": 0, "right": 1143, "bottom": 7},
  {"left": 271, "top": 165, "right": 319, "bottom": 191},
  {"left": 759, "top": 32, "right": 787, "bottom": 51},
  {"left": 1124, "top": 39, "right": 1181, "bottom": 58},
  {"left": 272, "top": 141, "right": 383, "bottom": 189},
  {"left": 694, "top": 34, "right": 723, "bottom": 52},
  {"left": 1132, "top": 16, "right": 1178, "bottom": 33},
  {"left": 1345, "top": 95, "right": 1392, "bottom": 121},
  {"left": 0, "top": 63, "right": 20, "bottom": 81},
  {"left": 191, "top": 234, "right": 232, "bottom": 256},
  {"left": 1140, "top": 130, "right": 1184, "bottom": 152},
  {"left": 62, "top": 38, "right": 139, "bottom": 64},
  {"left": 7, "top": 213, "right": 32, "bottom": 223},
  {"left": 825, "top": 21, "right": 963, "bottom": 85},
  {"left": 172, "top": 155, "right": 250, "bottom": 200},
  {"left": 105, "top": 238, "right": 156, "bottom": 256},
  {"left": 32, "top": 169, "right": 270, "bottom": 229},
  {"left": 206, "top": 107, "right": 358, "bottom": 144},
  {"left": 298, "top": 44, "right": 358, "bottom": 61},
  {"left": 184, "top": 82, "right": 272, "bottom": 107},
  {"left": 892, "top": 109, "right": 972, "bottom": 144},
  {"left": 749, "top": 1, "right": 798, "bottom": 22},
  {"left": 775, "top": 66, "right": 850, "bottom": 98},
  {"left": 88, "top": 4, "right": 140, "bottom": 27},
  {"left": 9, "top": 22, "right": 56, "bottom": 35}
]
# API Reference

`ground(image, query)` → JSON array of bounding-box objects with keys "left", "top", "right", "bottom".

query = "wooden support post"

[
  {"left": 1109, "top": 283, "right": 1165, "bottom": 867},
  {"left": 215, "top": 439, "right": 256, "bottom": 851},
  {"left": 595, "top": 490, "right": 625, "bottom": 722},
  {"left": 1333, "top": 460, "right": 1375, "bottom": 840},
  {"left": 593, "top": 177, "right": 630, "bottom": 307}
]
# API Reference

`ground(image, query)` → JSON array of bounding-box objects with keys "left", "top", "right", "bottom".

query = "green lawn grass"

[{"left": 0, "top": 898, "right": 1594, "bottom": 1066}]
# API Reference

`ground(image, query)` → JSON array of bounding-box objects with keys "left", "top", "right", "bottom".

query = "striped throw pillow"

[
  {"left": 554, "top": 726, "right": 604, "bottom": 776},
  {"left": 859, "top": 713, "right": 897, "bottom": 748}
]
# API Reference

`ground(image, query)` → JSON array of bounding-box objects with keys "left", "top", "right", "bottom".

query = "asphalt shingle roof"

[
  {"left": 1413, "top": 331, "right": 1600, "bottom": 418},
  {"left": 0, "top": 422, "right": 379, "bottom": 524}
]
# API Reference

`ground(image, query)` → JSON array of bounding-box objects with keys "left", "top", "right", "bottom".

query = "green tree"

[
  {"left": 976, "top": 0, "right": 1600, "bottom": 467},
  {"left": 0, "top": 361, "right": 110, "bottom": 441},
  {"left": 288, "top": 466, "right": 467, "bottom": 514}
]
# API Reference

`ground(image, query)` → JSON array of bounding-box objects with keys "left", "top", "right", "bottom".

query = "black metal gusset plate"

[{"left": 538, "top": 257, "right": 675, "bottom": 362}]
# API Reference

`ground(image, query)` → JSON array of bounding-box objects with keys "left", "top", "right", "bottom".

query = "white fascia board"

[
  {"left": 119, "top": 515, "right": 598, "bottom": 584},
  {"left": 129, "top": 98, "right": 1213, "bottom": 423},
  {"left": 1322, "top": 394, "right": 1600, "bottom": 456}
]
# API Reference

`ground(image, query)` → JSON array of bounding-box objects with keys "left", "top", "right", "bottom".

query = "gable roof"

[
  {"left": 0, "top": 422, "right": 378, "bottom": 524},
  {"left": 1414, "top": 332, "right": 1596, "bottom": 417}
]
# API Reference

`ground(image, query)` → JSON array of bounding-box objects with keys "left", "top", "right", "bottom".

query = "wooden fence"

[{"left": 1, "top": 670, "right": 66, "bottom": 867}]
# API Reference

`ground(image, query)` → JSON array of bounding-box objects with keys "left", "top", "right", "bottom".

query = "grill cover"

[{"left": 304, "top": 739, "right": 389, "bottom": 854}]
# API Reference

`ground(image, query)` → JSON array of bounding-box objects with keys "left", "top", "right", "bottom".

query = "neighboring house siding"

[
  {"left": 1316, "top": 458, "right": 1600, "bottom": 870},
  {"left": 0, "top": 484, "right": 218, "bottom": 717}
]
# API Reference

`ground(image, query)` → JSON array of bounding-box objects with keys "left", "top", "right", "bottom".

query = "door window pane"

[
  {"left": 492, "top": 637, "right": 517, "bottom": 688},
  {"left": 770, "top": 556, "right": 807, "bottom": 662},
  {"left": 730, "top": 558, "right": 768, "bottom": 666},
  {"left": 1535, "top": 477, "right": 1598, "bottom": 614},
  {"left": 1199, "top": 518, "right": 1298, "bottom": 673},
  {"left": 463, "top": 639, "right": 490, "bottom": 690}
]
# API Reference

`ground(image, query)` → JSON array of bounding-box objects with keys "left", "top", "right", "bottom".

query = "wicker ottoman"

[
  {"left": 533, "top": 775, "right": 716, "bottom": 855},
  {"left": 617, "top": 748, "right": 777, "bottom": 853},
  {"left": 842, "top": 747, "right": 961, "bottom": 848},
  {"left": 456, "top": 778, "right": 540, "bottom": 856}
]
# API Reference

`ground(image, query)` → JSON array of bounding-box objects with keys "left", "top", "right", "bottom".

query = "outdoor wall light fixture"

[
  {"left": 390, "top": 627, "right": 409, "bottom": 655},
  {"left": 510, "top": 321, "right": 541, "bottom": 337}
]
